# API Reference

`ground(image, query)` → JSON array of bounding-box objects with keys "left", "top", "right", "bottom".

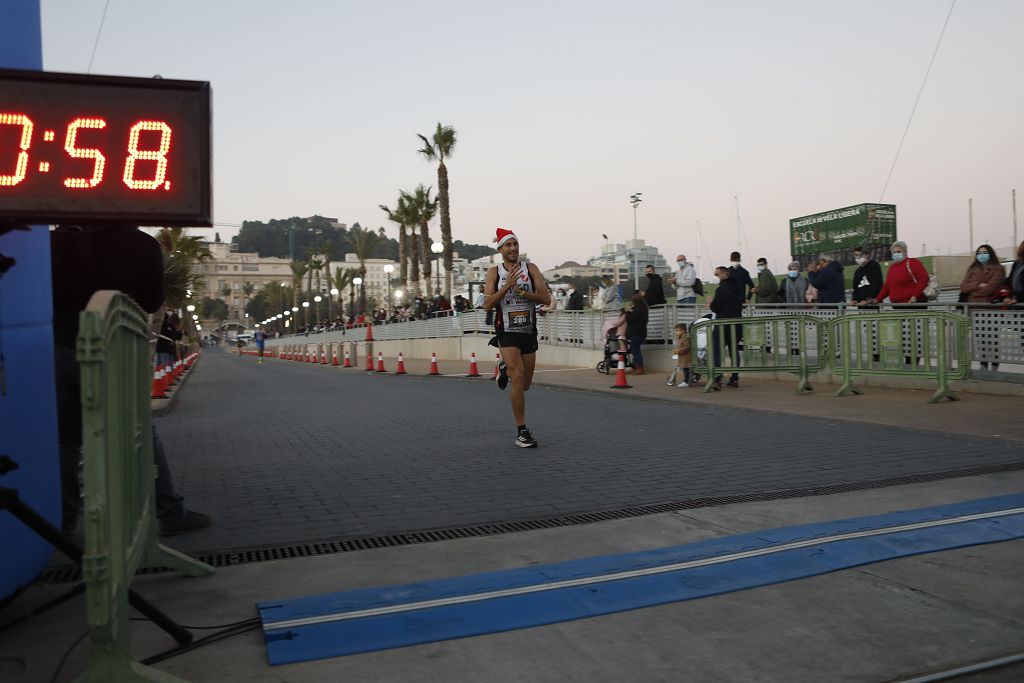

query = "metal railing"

[
  {"left": 78, "top": 291, "right": 213, "bottom": 682},
  {"left": 266, "top": 303, "right": 1022, "bottom": 369}
]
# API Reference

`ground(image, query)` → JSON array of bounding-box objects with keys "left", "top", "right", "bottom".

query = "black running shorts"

[{"left": 492, "top": 332, "right": 538, "bottom": 355}]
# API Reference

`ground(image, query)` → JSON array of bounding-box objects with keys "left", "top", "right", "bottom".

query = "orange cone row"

[{"left": 151, "top": 352, "right": 201, "bottom": 399}]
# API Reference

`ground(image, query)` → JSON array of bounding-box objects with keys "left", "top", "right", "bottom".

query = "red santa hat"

[{"left": 493, "top": 228, "right": 517, "bottom": 248}]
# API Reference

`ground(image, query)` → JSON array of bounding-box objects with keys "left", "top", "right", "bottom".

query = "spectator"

[
  {"left": 806, "top": 255, "right": 846, "bottom": 304},
  {"left": 554, "top": 288, "right": 568, "bottom": 311},
  {"left": 709, "top": 265, "right": 744, "bottom": 389},
  {"left": 960, "top": 244, "right": 1006, "bottom": 304},
  {"left": 850, "top": 245, "right": 883, "bottom": 307},
  {"left": 729, "top": 252, "right": 755, "bottom": 300},
  {"left": 642, "top": 265, "right": 666, "bottom": 306},
  {"left": 1005, "top": 240, "right": 1024, "bottom": 305},
  {"left": 751, "top": 257, "right": 778, "bottom": 304},
  {"left": 669, "top": 254, "right": 697, "bottom": 304},
  {"left": 155, "top": 311, "right": 181, "bottom": 367},
  {"left": 566, "top": 285, "right": 584, "bottom": 311},
  {"left": 961, "top": 244, "right": 1008, "bottom": 371},
  {"left": 777, "top": 262, "right": 809, "bottom": 306},
  {"left": 51, "top": 224, "right": 209, "bottom": 537},
  {"left": 597, "top": 275, "right": 622, "bottom": 311},
  {"left": 667, "top": 323, "right": 693, "bottom": 388},
  {"left": 870, "top": 241, "right": 928, "bottom": 305},
  {"left": 625, "top": 291, "right": 649, "bottom": 375}
]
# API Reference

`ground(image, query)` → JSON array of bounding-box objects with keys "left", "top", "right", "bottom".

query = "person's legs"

[
  {"left": 152, "top": 426, "right": 185, "bottom": 523},
  {"left": 499, "top": 346, "right": 526, "bottom": 427},
  {"left": 629, "top": 336, "right": 644, "bottom": 372}
]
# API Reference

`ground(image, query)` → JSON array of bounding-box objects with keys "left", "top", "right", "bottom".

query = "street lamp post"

[
  {"left": 352, "top": 277, "right": 363, "bottom": 317},
  {"left": 383, "top": 264, "right": 395, "bottom": 320},
  {"left": 330, "top": 287, "right": 339, "bottom": 325},
  {"left": 313, "top": 295, "right": 322, "bottom": 326},
  {"left": 430, "top": 242, "right": 443, "bottom": 299},
  {"left": 630, "top": 192, "right": 642, "bottom": 291},
  {"left": 301, "top": 300, "right": 310, "bottom": 330}
]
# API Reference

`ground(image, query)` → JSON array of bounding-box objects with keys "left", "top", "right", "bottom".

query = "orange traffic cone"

[
  {"left": 365, "top": 324, "right": 374, "bottom": 341},
  {"left": 610, "top": 353, "right": 633, "bottom": 389},
  {"left": 365, "top": 350, "right": 375, "bottom": 371},
  {"left": 375, "top": 351, "right": 387, "bottom": 373},
  {"left": 343, "top": 347, "right": 352, "bottom": 367},
  {"left": 428, "top": 353, "right": 441, "bottom": 376},
  {"left": 331, "top": 343, "right": 339, "bottom": 366},
  {"left": 151, "top": 367, "right": 167, "bottom": 399},
  {"left": 466, "top": 352, "right": 481, "bottom": 377},
  {"left": 394, "top": 352, "right": 407, "bottom": 375},
  {"left": 492, "top": 353, "right": 502, "bottom": 379},
  {"left": 320, "top": 344, "right": 328, "bottom": 365}
]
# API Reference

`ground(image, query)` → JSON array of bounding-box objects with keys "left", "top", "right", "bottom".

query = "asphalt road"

[{"left": 155, "top": 348, "right": 1024, "bottom": 554}]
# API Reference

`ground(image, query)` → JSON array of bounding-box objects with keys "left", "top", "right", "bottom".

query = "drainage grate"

[{"left": 35, "top": 460, "right": 1024, "bottom": 585}]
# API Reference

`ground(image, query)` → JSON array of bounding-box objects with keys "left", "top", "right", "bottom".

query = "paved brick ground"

[{"left": 155, "top": 348, "right": 1024, "bottom": 554}]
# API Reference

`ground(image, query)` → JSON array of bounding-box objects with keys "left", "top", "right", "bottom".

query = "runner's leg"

[
  {"left": 500, "top": 345, "right": 526, "bottom": 426},
  {"left": 521, "top": 350, "right": 537, "bottom": 391}
]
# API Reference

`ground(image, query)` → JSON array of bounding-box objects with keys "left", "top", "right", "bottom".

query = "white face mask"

[
  {"left": 788, "top": 271, "right": 799, "bottom": 278},
  {"left": 855, "top": 256, "right": 865, "bottom": 265},
  {"left": 756, "top": 265, "right": 766, "bottom": 273},
  {"left": 731, "top": 261, "right": 741, "bottom": 267},
  {"left": 677, "top": 260, "right": 686, "bottom": 267}
]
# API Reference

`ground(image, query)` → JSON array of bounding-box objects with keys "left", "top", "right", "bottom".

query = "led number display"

[{"left": 0, "top": 69, "right": 211, "bottom": 226}]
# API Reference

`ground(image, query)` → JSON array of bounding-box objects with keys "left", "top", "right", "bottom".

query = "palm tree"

[
  {"left": 331, "top": 266, "right": 357, "bottom": 318},
  {"left": 350, "top": 227, "right": 383, "bottom": 314},
  {"left": 242, "top": 281, "right": 255, "bottom": 322},
  {"left": 401, "top": 185, "right": 438, "bottom": 296},
  {"left": 380, "top": 197, "right": 410, "bottom": 292},
  {"left": 289, "top": 260, "right": 308, "bottom": 329},
  {"left": 155, "top": 227, "right": 212, "bottom": 309},
  {"left": 418, "top": 123, "right": 457, "bottom": 299}
]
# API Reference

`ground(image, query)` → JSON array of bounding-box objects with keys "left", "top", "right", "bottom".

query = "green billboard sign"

[{"left": 789, "top": 203, "right": 897, "bottom": 265}]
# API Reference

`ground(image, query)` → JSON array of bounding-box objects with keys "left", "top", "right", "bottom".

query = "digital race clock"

[{"left": 0, "top": 69, "right": 211, "bottom": 226}]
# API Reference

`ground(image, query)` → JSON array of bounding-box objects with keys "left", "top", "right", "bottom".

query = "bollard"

[
  {"left": 343, "top": 346, "right": 352, "bottom": 367},
  {"left": 428, "top": 353, "right": 441, "bottom": 376},
  {"left": 375, "top": 351, "right": 387, "bottom": 373},
  {"left": 395, "top": 352, "right": 407, "bottom": 375}
]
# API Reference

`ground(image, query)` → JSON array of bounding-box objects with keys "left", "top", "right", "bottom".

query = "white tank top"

[{"left": 495, "top": 262, "right": 535, "bottom": 334}]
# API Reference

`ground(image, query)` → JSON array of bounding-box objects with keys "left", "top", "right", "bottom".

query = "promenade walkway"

[{"left": 5, "top": 348, "right": 1023, "bottom": 682}]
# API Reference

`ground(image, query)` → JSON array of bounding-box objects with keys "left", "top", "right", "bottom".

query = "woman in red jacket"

[{"left": 870, "top": 241, "right": 928, "bottom": 304}]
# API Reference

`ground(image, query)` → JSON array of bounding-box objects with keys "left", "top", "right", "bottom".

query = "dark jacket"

[
  {"left": 566, "top": 289, "right": 584, "bottom": 311},
  {"left": 1007, "top": 260, "right": 1024, "bottom": 299},
  {"left": 710, "top": 276, "right": 744, "bottom": 318},
  {"left": 851, "top": 260, "right": 883, "bottom": 302},
  {"left": 808, "top": 260, "right": 846, "bottom": 304},
  {"left": 51, "top": 225, "right": 165, "bottom": 349},
  {"left": 643, "top": 273, "right": 666, "bottom": 306},
  {"left": 730, "top": 264, "right": 755, "bottom": 299},
  {"left": 156, "top": 314, "right": 181, "bottom": 355},
  {"left": 625, "top": 302, "right": 649, "bottom": 338}
]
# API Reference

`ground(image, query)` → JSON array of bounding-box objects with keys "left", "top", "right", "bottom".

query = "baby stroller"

[
  {"left": 684, "top": 313, "right": 715, "bottom": 385},
  {"left": 596, "top": 326, "right": 632, "bottom": 374}
]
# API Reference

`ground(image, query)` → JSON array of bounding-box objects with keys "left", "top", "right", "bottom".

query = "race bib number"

[{"left": 510, "top": 312, "right": 530, "bottom": 328}]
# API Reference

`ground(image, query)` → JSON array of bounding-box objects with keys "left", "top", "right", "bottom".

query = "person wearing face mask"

[
  {"left": 870, "top": 241, "right": 928, "bottom": 305},
  {"left": 1005, "top": 240, "right": 1024, "bottom": 305},
  {"left": 850, "top": 246, "right": 883, "bottom": 307},
  {"left": 959, "top": 244, "right": 1006, "bottom": 304},
  {"left": 776, "top": 261, "right": 809, "bottom": 307},
  {"left": 728, "top": 251, "right": 755, "bottom": 300},
  {"left": 751, "top": 257, "right": 778, "bottom": 303},
  {"left": 805, "top": 255, "right": 846, "bottom": 304},
  {"left": 668, "top": 254, "right": 698, "bottom": 304}
]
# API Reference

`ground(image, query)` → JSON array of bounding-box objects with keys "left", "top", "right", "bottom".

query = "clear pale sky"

[{"left": 41, "top": 0, "right": 1024, "bottom": 273}]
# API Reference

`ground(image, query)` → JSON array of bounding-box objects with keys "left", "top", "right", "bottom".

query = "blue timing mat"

[{"left": 258, "top": 493, "right": 1024, "bottom": 665}]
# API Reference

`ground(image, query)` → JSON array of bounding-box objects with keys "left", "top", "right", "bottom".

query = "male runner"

[
  {"left": 482, "top": 228, "right": 552, "bottom": 448},
  {"left": 254, "top": 328, "right": 265, "bottom": 364}
]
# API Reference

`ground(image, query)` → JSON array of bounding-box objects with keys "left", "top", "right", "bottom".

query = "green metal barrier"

[
  {"left": 829, "top": 310, "right": 970, "bottom": 404},
  {"left": 78, "top": 291, "right": 213, "bottom": 682},
  {"left": 696, "top": 315, "right": 827, "bottom": 393}
]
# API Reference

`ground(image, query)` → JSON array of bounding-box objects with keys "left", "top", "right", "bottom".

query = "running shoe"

[
  {"left": 496, "top": 360, "right": 509, "bottom": 390},
  {"left": 515, "top": 430, "right": 538, "bottom": 448}
]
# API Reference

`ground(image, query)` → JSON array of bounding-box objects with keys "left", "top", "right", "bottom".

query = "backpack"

[{"left": 692, "top": 277, "right": 704, "bottom": 296}]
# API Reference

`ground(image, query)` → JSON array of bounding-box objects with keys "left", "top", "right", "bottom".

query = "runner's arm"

[{"left": 482, "top": 266, "right": 515, "bottom": 311}]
